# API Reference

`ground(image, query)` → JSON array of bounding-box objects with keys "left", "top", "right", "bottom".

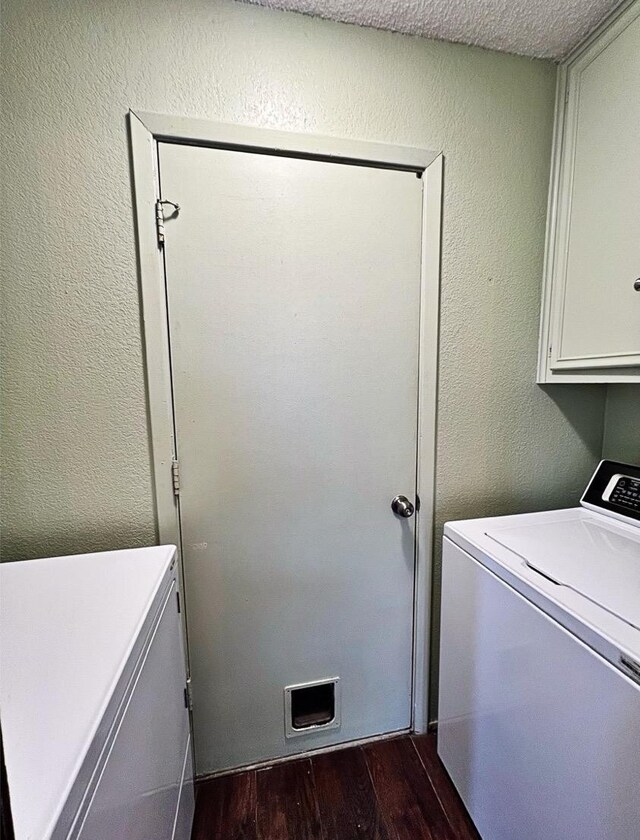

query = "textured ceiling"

[{"left": 243, "top": 0, "right": 622, "bottom": 59}]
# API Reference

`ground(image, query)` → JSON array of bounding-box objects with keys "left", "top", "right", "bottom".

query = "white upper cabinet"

[{"left": 538, "top": 0, "right": 640, "bottom": 383}]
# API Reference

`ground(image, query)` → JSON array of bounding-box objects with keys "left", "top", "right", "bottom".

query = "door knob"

[
  {"left": 634, "top": 278, "right": 640, "bottom": 291},
  {"left": 391, "top": 495, "right": 415, "bottom": 518}
]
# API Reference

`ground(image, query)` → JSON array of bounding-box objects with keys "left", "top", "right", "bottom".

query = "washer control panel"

[
  {"left": 603, "top": 474, "right": 640, "bottom": 513},
  {"left": 581, "top": 460, "right": 640, "bottom": 525}
]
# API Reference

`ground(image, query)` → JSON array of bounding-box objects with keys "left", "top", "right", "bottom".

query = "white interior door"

[{"left": 158, "top": 142, "right": 424, "bottom": 774}]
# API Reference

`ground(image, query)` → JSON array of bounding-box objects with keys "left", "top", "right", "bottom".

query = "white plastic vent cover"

[{"left": 242, "top": 0, "right": 622, "bottom": 59}]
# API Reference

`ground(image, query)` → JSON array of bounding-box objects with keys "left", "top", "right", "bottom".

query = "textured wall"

[
  {"left": 1, "top": 0, "right": 606, "bottom": 714},
  {"left": 602, "top": 386, "right": 640, "bottom": 464}
]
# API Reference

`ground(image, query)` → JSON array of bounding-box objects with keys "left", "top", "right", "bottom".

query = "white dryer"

[
  {"left": 0, "top": 546, "right": 194, "bottom": 840},
  {"left": 438, "top": 460, "right": 640, "bottom": 840}
]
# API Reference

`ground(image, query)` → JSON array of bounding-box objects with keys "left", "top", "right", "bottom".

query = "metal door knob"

[
  {"left": 634, "top": 278, "right": 640, "bottom": 291},
  {"left": 391, "top": 495, "right": 415, "bottom": 518}
]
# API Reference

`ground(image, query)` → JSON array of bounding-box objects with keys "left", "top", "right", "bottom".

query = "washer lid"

[{"left": 487, "top": 516, "right": 640, "bottom": 631}]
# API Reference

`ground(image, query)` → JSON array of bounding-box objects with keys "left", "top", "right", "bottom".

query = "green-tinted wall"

[{"left": 1, "top": 0, "right": 607, "bottom": 718}]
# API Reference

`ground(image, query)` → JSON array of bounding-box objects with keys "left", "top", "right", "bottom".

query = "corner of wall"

[{"left": 601, "top": 384, "right": 640, "bottom": 463}]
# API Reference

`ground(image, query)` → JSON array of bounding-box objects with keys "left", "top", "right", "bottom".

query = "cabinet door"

[
  {"left": 540, "top": 1, "right": 640, "bottom": 381},
  {"left": 76, "top": 583, "right": 192, "bottom": 840}
]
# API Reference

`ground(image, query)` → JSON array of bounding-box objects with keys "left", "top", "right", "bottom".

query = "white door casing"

[{"left": 129, "top": 112, "right": 442, "bottom": 774}]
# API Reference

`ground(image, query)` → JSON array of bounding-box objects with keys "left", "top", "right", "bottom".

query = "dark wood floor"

[{"left": 192, "top": 734, "right": 480, "bottom": 840}]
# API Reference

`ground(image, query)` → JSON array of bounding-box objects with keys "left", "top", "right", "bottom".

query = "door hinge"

[
  {"left": 548, "top": 343, "right": 553, "bottom": 359},
  {"left": 176, "top": 589, "right": 181, "bottom": 613},
  {"left": 171, "top": 459, "right": 180, "bottom": 497},
  {"left": 155, "top": 199, "right": 180, "bottom": 248},
  {"left": 184, "top": 678, "right": 193, "bottom": 711}
]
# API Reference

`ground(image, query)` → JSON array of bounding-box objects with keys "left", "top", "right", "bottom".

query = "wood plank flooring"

[{"left": 191, "top": 734, "right": 480, "bottom": 840}]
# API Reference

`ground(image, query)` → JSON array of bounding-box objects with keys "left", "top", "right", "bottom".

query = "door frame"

[{"left": 128, "top": 109, "right": 443, "bottom": 734}]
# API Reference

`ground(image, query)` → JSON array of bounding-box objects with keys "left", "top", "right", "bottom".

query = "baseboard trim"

[{"left": 195, "top": 728, "right": 411, "bottom": 782}]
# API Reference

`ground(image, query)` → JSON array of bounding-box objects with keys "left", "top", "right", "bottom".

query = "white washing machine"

[{"left": 438, "top": 460, "right": 640, "bottom": 840}]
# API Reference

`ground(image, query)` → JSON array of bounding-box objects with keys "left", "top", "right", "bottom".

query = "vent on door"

[{"left": 284, "top": 678, "right": 341, "bottom": 738}]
